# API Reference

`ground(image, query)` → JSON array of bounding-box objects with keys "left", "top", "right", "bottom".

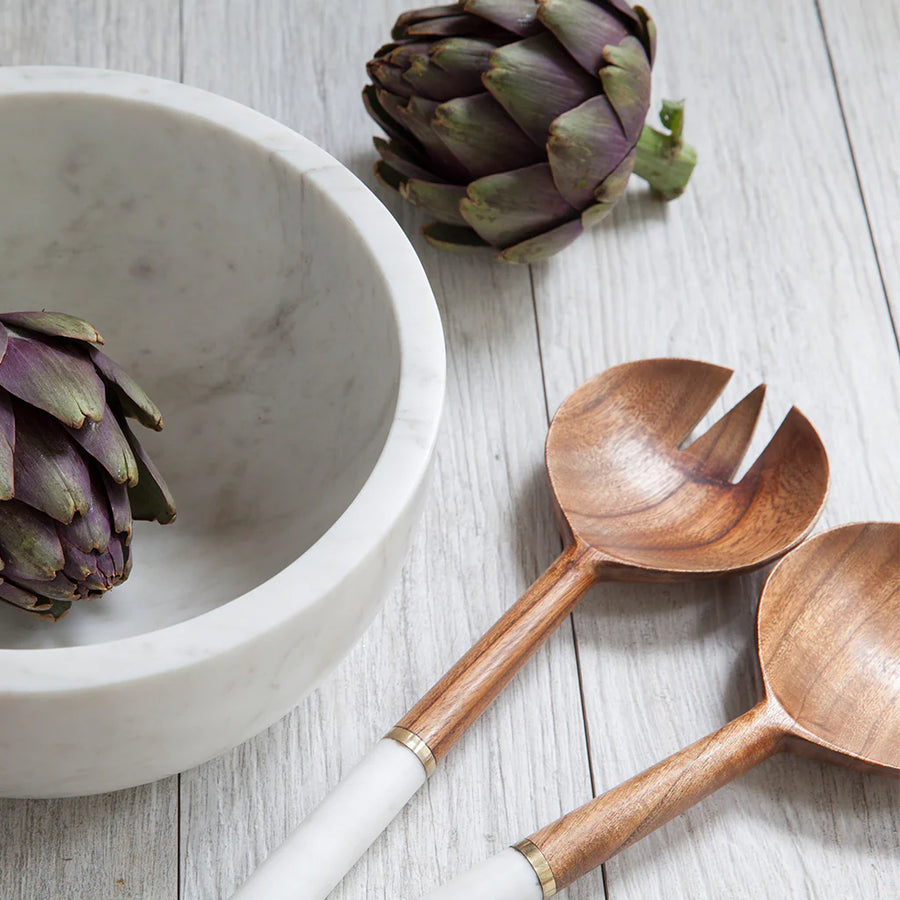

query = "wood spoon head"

[
  {"left": 758, "top": 523, "right": 900, "bottom": 774},
  {"left": 545, "top": 359, "right": 829, "bottom": 579}
]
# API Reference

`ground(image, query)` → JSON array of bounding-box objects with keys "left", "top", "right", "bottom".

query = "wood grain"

[
  {"left": 817, "top": 0, "right": 900, "bottom": 313},
  {"left": 0, "top": 3, "right": 179, "bottom": 899},
  {"left": 398, "top": 544, "right": 596, "bottom": 762},
  {"left": 533, "top": 0, "right": 900, "bottom": 895},
  {"left": 526, "top": 523, "right": 900, "bottom": 892},
  {"left": 0, "top": 0, "right": 179, "bottom": 74},
  {"left": 1, "top": 1, "right": 898, "bottom": 898},
  {"left": 531, "top": 700, "right": 785, "bottom": 889},
  {"left": 544, "top": 360, "right": 828, "bottom": 576},
  {"left": 759, "top": 522, "right": 900, "bottom": 773}
]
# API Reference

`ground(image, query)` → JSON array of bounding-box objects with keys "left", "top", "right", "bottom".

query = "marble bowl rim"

[{"left": 0, "top": 66, "right": 445, "bottom": 691}]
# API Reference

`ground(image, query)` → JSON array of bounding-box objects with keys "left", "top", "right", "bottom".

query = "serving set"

[
  {"left": 236, "top": 359, "right": 899, "bottom": 898},
  {"left": 0, "top": 1, "right": 895, "bottom": 897}
]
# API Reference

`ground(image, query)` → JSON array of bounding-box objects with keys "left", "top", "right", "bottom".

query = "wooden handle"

[
  {"left": 396, "top": 543, "right": 597, "bottom": 762},
  {"left": 529, "top": 700, "right": 786, "bottom": 890}
]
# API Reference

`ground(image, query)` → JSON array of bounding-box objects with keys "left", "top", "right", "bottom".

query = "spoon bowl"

[
  {"left": 547, "top": 359, "right": 829, "bottom": 575},
  {"left": 760, "top": 521, "right": 900, "bottom": 772}
]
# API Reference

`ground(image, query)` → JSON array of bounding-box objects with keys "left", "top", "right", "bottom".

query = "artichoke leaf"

[
  {"left": 65, "top": 405, "right": 140, "bottom": 487},
  {"left": 102, "top": 472, "right": 133, "bottom": 540},
  {"left": 374, "top": 137, "right": 443, "bottom": 182},
  {"left": 364, "top": 85, "right": 425, "bottom": 155},
  {"left": 604, "top": 0, "right": 642, "bottom": 24},
  {"left": 63, "top": 477, "right": 113, "bottom": 554},
  {"left": 404, "top": 37, "right": 502, "bottom": 100},
  {"left": 0, "top": 392, "right": 14, "bottom": 501},
  {"left": 43, "top": 599, "right": 71, "bottom": 618},
  {"left": 463, "top": 0, "right": 543, "bottom": 36},
  {"left": 460, "top": 162, "right": 578, "bottom": 247},
  {"left": 380, "top": 39, "right": 436, "bottom": 64},
  {"left": 121, "top": 420, "right": 176, "bottom": 524},
  {"left": 13, "top": 404, "right": 92, "bottom": 524},
  {"left": 634, "top": 5, "right": 656, "bottom": 63},
  {"left": 88, "top": 347, "right": 162, "bottom": 431},
  {"left": 593, "top": 147, "right": 636, "bottom": 203},
  {"left": 0, "top": 322, "right": 8, "bottom": 366},
  {"left": 579, "top": 150, "right": 635, "bottom": 229},
  {"left": 12, "top": 571, "right": 80, "bottom": 601},
  {"left": 0, "top": 336, "right": 105, "bottom": 428},
  {"left": 0, "top": 578, "right": 43, "bottom": 611},
  {"left": 398, "top": 12, "right": 509, "bottom": 40},
  {"left": 393, "top": 5, "right": 472, "bottom": 40},
  {"left": 497, "top": 217, "right": 584, "bottom": 263},
  {"left": 0, "top": 311, "right": 104, "bottom": 345},
  {"left": 377, "top": 89, "right": 472, "bottom": 180},
  {"left": 93, "top": 551, "right": 114, "bottom": 582},
  {"left": 402, "top": 178, "right": 469, "bottom": 226},
  {"left": 483, "top": 33, "right": 597, "bottom": 146},
  {"left": 547, "top": 94, "right": 634, "bottom": 208},
  {"left": 374, "top": 160, "right": 409, "bottom": 195},
  {"left": 59, "top": 534, "right": 101, "bottom": 581},
  {"left": 0, "top": 499, "right": 65, "bottom": 582},
  {"left": 599, "top": 36, "right": 652, "bottom": 141},
  {"left": 536, "top": 0, "right": 631, "bottom": 77},
  {"left": 431, "top": 35, "right": 506, "bottom": 72},
  {"left": 107, "top": 535, "right": 125, "bottom": 574},
  {"left": 422, "top": 222, "right": 491, "bottom": 252},
  {"left": 367, "top": 58, "right": 419, "bottom": 99},
  {"left": 432, "top": 93, "right": 544, "bottom": 179}
]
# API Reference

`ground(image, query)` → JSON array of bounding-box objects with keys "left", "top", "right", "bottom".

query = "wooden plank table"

[{"left": 1, "top": 1, "right": 898, "bottom": 897}]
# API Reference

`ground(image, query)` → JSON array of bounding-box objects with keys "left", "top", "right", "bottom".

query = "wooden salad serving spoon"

[
  {"left": 234, "top": 359, "right": 829, "bottom": 900},
  {"left": 423, "top": 522, "right": 900, "bottom": 899}
]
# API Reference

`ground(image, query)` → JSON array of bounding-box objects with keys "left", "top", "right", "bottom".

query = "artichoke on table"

[
  {"left": 364, "top": 0, "right": 696, "bottom": 262},
  {"left": 0, "top": 311, "right": 175, "bottom": 619}
]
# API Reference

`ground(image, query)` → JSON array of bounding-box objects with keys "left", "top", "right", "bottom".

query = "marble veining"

[{"left": 0, "top": 67, "right": 445, "bottom": 797}]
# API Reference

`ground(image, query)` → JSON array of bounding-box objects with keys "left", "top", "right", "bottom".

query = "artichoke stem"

[{"left": 633, "top": 100, "right": 697, "bottom": 200}]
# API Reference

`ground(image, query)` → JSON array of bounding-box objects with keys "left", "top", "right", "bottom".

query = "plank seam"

[
  {"left": 178, "top": 0, "right": 185, "bottom": 83},
  {"left": 531, "top": 265, "right": 610, "bottom": 899},
  {"left": 813, "top": 0, "right": 900, "bottom": 359},
  {"left": 177, "top": 772, "right": 182, "bottom": 900}
]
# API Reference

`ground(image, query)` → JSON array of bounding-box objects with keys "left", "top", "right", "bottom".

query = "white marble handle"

[
  {"left": 232, "top": 738, "right": 428, "bottom": 899},
  {"left": 419, "top": 847, "right": 545, "bottom": 900}
]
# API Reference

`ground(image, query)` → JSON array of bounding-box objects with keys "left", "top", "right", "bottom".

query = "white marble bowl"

[{"left": 0, "top": 67, "right": 445, "bottom": 797}]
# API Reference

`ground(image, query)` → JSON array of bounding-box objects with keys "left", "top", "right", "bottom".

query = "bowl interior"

[{"left": 0, "top": 90, "right": 400, "bottom": 648}]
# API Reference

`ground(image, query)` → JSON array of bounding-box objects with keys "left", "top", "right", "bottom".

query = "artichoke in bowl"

[
  {"left": 0, "top": 311, "right": 175, "bottom": 618},
  {"left": 364, "top": 0, "right": 696, "bottom": 262}
]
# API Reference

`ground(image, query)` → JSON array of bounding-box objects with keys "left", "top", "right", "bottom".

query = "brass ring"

[
  {"left": 385, "top": 726, "right": 437, "bottom": 777},
  {"left": 513, "top": 839, "right": 557, "bottom": 899}
]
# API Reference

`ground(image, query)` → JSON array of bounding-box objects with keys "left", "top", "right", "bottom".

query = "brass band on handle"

[
  {"left": 512, "top": 839, "right": 558, "bottom": 899},
  {"left": 385, "top": 725, "right": 438, "bottom": 778}
]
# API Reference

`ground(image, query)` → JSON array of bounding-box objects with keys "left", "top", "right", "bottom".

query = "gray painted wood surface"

[{"left": 0, "top": 1, "right": 898, "bottom": 897}]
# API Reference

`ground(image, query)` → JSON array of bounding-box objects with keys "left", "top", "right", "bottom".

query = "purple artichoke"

[
  {"left": 363, "top": 0, "right": 696, "bottom": 262},
  {"left": 0, "top": 311, "right": 175, "bottom": 619}
]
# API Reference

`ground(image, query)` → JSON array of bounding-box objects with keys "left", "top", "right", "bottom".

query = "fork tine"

[
  {"left": 739, "top": 406, "right": 830, "bottom": 500},
  {"left": 633, "top": 359, "right": 734, "bottom": 444},
  {"left": 683, "top": 384, "right": 766, "bottom": 481},
  {"left": 550, "top": 359, "right": 733, "bottom": 450}
]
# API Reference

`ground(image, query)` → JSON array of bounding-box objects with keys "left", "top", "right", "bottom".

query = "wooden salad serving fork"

[
  {"left": 424, "top": 522, "right": 900, "bottom": 899},
  {"left": 234, "top": 359, "right": 829, "bottom": 900}
]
